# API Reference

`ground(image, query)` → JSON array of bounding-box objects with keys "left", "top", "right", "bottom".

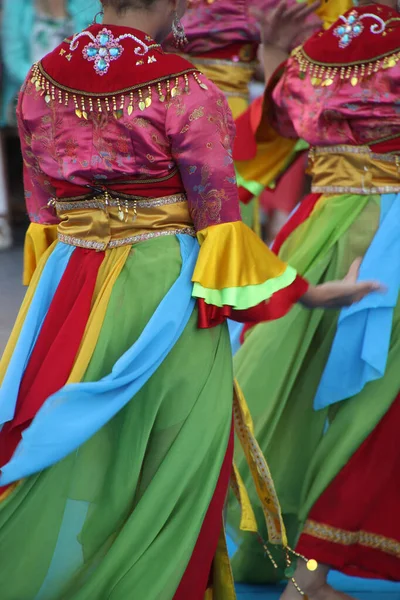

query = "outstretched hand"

[
  {"left": 301, "top": 258, "right": 385, "bottom": 309},
  {"left": 250, "top": 0, "right": 321, "bottom": 53}
]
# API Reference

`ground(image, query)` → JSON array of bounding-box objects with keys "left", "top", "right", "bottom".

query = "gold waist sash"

[
  {"left": 182, "top": 55, "right": 256, "bottom": 118},
  {"left": 310, "top": 146, "right": 400, "bottom": 195},
  {"left": 53, "top": 193, "right": 195, "bottom": 250}
]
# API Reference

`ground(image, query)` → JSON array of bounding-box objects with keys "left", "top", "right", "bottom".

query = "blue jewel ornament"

[
  {"left": 86, "top": 47, "right": 98, "bottom": 57},
  {"left": 337, "top": 26, "right": 345, "bottom": 35},
  {"left": 109, "top": 47, "right": 120, "bottom": 57},
  {"left": 99, "top": 33, "right": 109, "bottom": 45},
  {"left": 341, "top": 33, "right": 350, "bottom": 44},
  {"left": 97, "top": 58, "right": 107, "bottom": 71}
]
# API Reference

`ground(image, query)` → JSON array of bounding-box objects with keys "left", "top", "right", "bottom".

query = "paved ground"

[{"left": 0, "top": 245, "right": 24, "bottom": 354}]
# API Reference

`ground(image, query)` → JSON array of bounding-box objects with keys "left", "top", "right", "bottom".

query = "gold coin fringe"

[
  {"left": 292, "top": 46, "right": 400, "bottom": 87},
  {"left": 257, "top": 534, "right": 319, "bottom": 597},
  {"left": 29, "top": 63, "right": 209, "bottom": 120}
]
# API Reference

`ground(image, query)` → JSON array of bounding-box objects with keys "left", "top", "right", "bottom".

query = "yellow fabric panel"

[
  {"left": 67, "top": 246, "right": 131, "bottom": 384},
  {"left": 210, "top": 523, "right": 237, "bottom": 600},
  {"left": 233, "top": 380, "right": 288, "bottom": 547},
  {"left": 313, "top": 0, "right": 353, "bottom": 28},
  {"left": 194, "top": 221, "right": 287, "bottom": 289},
  {"left": 235, "top": 136, "right": 298, "bottom": 190},
  {"left": 0, "top": 241, "right": 57, "bottom": 385},
  {"left": 23, "top": 223, "right": 58, "bottom": 286},
  {"left": 231, "top": 462, "right": 258, "bottom": 533}
]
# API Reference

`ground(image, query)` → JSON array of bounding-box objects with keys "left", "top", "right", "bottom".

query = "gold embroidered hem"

[
  {"left": 31, "top": 62, "right": 209, "bottom": 120},
  {"left": 55, "top": 192, "right": 195, "bottom": 250},
  {"left": 58, "top": 228, "right": 196, "bottom": 250},
  {"left": 51, "top": 193, "right": 187, "bottom": 212},
  {"left": 293, "top": 44, "right": 400, "bottom": 87},
  {"left": 309, "top": 145, "right": 400, "bottom": 195},
  {"left": 303, "top": 520, "right": 400, "bottom": 558}
]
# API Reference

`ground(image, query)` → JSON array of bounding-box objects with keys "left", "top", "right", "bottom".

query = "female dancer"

[
  {"left": 229, "top": 1, "right": 400, "bottom": 599},
  {"left": 163, "top": 0, "right": 327, "bottom": 232},
  {"left": 0, "top": 0, "right": 380, "bottom": 598}
]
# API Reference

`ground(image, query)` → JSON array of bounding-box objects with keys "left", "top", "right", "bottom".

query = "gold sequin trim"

[
  {"left": 293, "top": 45, "right": 400, "bottom": 88},
  {"left": 30, "top": 62, "right": 210, "bottom": 120},
  {"left": 58, "top": 227, "right": 196, "bottom": 250},
  {"left": 303, "top": 520, "right": 400, "bottom": 558},
  {"left": 312, "top": 184, "right": 400, "bottom": 194},
  {"left": 313, "top": 145, "right": 400, "bottom": 162},
  {"left": 53, "top": 193, "right": 187, "bottom": 212}
]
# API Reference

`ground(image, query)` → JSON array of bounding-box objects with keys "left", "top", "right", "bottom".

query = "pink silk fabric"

[
  {"left": 271, "top": 56, "right": 400, "bottom": 147},
  {"left": 18, "top": 68, "right": 241, "bottom": 229},
  {"left": 164, "top": 0, "right": 321, "bottom": 57}
]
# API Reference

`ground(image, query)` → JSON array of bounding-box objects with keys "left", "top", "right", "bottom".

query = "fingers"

[
  {"left": 283, "top": 0, "right": 321, "bottom": 23},
  {"left": 344, "top": 257, "right": 363, "bottom": 282}
]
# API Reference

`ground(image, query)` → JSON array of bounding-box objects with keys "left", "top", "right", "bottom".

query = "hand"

[
  {"left": 250, "top": 0, "right": 321, "bottom": 53},
  {"left": 301, "top": 258, "right": 385, "bottom": 309}
]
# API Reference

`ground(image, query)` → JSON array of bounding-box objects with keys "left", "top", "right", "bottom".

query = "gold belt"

[
  {"left": 53, "top": 192, "right": 195, "bottom": 250},
  {"left": 310, "top": 145, "right": 400, "bottom": 195},
  {"left": 182, "top": 55, "right": 256, "bottom": 102}
]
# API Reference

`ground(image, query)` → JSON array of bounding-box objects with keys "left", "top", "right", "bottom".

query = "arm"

[
  {"left": 2, "top": 0, "right": 33, "bottom": 86},
  {"left": 17, "top": 86, "right": 59, "bottom": 284},
  {"left": 166, "top": 78, "right": 382, "bottom": 324},
  {"left": 166, "top": 78, "right": 309, "bottom": 326}
]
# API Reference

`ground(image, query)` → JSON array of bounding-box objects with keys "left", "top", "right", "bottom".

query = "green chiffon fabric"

[
  {"left": 0, "top": 236, "right": 233, "bottom": 599},
  {"left": 228, "top": 194, "right": 400, "bottom": 583}
]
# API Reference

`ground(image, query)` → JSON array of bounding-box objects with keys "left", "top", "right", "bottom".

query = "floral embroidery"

[
  {"left": 334, "top": 11, "right": 386, "bottom": 48},
  {"left": 70, "top": 28, "right": 152, "bottom": 75},
  {"left": 189, "top": 107, "right": 205, "bottom": 121}
]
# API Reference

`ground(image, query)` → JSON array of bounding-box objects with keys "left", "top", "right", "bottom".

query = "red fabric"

[
  {"left": 0, "top": 248, "right": 104, "bottom": 494},
  {"left": 271, "top": 192, "right": 321, "bottom": 255},
  {"left": 42, "top": 26, "right": 197, "bottom": 95},
  {"left": 297, "top": 392, "right": 400, "bottom": 581},
  {"left": 195, "top": 42, "right": 258, "bottom": 62},
  {"left": 174, "top": 420, "right": 234, "bottom": 600},
  {"left": 304, "top": 5, "right": 400, "bottom": 64},
  {"left": 238, "top": 186, "right": 253, "bottom": 205},
  {"left": 233, "top": 98, "right": 261, "bottom": 161},
  {"left": 197, "top": 274, "right": 309, "bottom": 331},
  {"left": 260, "top": 152, "right": 308, "bottom": 215},
  {"left": 49, "top": 171, "right": 185, "bottom": 201}
]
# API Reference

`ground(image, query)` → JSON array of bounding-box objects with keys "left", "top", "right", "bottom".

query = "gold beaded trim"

[
  {"left": 30, "top": 62, "right": 209, "bottom": 119},
  {"left": 303, "top": 520, "right": 400, "bottom": 558},
  {"left": 58, "top": 227, "right": 196, "bottom": 250},
  {"left": 293, "top": 45, "right": 400, "bottom": 87},
  {"left": 312, "top": 145, "right": 400, "bottom": 161},
  {"left": 51, "top": 193, "right": 187, "bottom": 212}
]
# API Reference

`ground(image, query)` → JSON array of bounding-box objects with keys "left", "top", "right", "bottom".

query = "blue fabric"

[
  {"left": 1, "top": 0, "right": 101, "bottom": 125},
  {"left": 314, "top": 194, "right": 400, "bottom": 410},
  {"left": 228, "top": 320, "right": 244, "bottom": 355},
  {"left": 0, "top": 243, "right": 75, "bottom": 426},
  {"left": 0, "top": 236, "right": 199, "bottom": 486}
]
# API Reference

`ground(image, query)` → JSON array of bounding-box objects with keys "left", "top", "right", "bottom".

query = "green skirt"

[{"left": 0, "top": 236, "right": 234, "bottom": 599}]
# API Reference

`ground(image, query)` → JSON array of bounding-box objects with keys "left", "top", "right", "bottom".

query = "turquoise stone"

[
  {"left": 99, "top": 33, "right": 109, "bottom": 46},
  {"left": 97, "top": 58, "right": 107, "bottom": 71},
  {"left": 87, "top": 47, "right": 98, "bottom": 57},
  {"left": 342, "top": 33, "right": 350, "bottom": 44},
  {"left": 109, "top": 47, "right": 120, "bottom": 57}
]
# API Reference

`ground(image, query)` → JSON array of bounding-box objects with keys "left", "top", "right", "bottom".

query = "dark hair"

[{"left": 101, "top": 0, "right": 158, "bottom": 12}]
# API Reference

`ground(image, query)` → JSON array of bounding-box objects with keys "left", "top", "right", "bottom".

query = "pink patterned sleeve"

[
  {"left": 165, "top": 78, "right": 241, "bottom": 232},
  {"left": 17, "top": 88, "right": 59, "bottom": 225}
]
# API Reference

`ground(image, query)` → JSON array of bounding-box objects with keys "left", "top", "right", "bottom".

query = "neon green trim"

[
  {"left": 235, "top": 169, "right": 265, "bottom": 197},
  {"left": 193, "top": 266, "right": 298, "bottom": 309}
]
